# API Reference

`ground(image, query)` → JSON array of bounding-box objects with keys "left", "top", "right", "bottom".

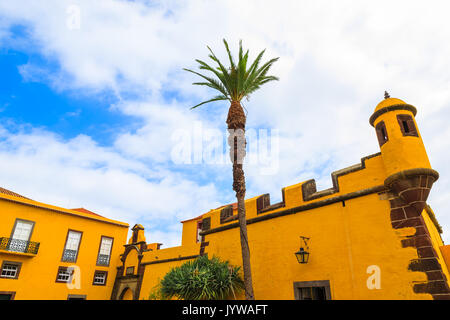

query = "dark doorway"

[
  {"left": 0, "top": 292, "right": 15, "bottom": 300},
  {"left": 67, "top": 294, "right": 87, "bottom": 300},
  {"left": 293, "top": 280, "right": 331, "bottom": 300},
  {"left": 297, "top": 286, "right": 327, "bottom": 300}
]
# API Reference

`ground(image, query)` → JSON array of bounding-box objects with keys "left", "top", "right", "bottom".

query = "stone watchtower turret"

[
  {"left": 370, "top": 92, "right": 439, "bottom": 214},
  {"left": 370, "top": 92, "right": 450, "bottom": 299}
]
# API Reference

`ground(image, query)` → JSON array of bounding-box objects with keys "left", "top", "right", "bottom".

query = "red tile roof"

[
  {"left": 0, "top": 187, "right": 126, "bottom": 227},
  {"left": 216, "top": 202, "right": 237, "bottom": 210},
  {"left": 71, "top": 208, "right": 104, "bottom": 218},
  {"left": 0, "top": 187, "right": 30, "bottom": 200},
  {"left": 180, "top": 214, "right": 204, "bottom": 223}
]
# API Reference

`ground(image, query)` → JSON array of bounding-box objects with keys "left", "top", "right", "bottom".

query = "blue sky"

[
  {"left": 1, "top": 0, "right": 450, "bottom": 246},
  {"left": 0, "top": 48, "right": 135, "bottom": 145}
]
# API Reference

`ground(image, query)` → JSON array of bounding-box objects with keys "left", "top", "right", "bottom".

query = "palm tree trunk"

[{"left": 227, "top": 101, "right": 255, "bottom": 300}]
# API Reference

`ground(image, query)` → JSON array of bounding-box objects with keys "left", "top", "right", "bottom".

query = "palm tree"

[{"left": 184, "top": 39, "right": 279, "bottom": 300}]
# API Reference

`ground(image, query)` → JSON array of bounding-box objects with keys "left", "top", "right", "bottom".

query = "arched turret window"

[
  {"left": 375, "top": 121, "right": 388, "bottom": 147},
  {"left": 397, "top": 114, "right": 418, "bottom": 137}
]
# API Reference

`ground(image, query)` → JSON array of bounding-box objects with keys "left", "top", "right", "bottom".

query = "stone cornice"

[{"left": 369, "top": 104, "right": 417, "bottom": 127}]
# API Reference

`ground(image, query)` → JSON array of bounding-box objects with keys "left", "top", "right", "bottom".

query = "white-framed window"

[
  {"left": 93, "top": 271, "right": 107, "bottom": 285},
  {"left": 0, "top": 262, "right": 21, "bottom": 279},
  {"left": 196, "top": 221, "right": 202, "bottom": 243},
  {"left": 9, "top": 219, "right": 34, "bottom": 253},
  {"left": 97, "top": 236, "right": 113, "bottom": 266},
  {"left": 12, "top": 220, "right": 33, "bottom": 240},
  {"left": 62, "top": 230, "right": 82, "bottom": 262}
]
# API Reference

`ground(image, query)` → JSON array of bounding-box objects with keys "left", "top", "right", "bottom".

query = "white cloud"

[
  {"left": 0, "top": 125, "right": 221, "bottom": 244},
  {"left": 112, "top": 99, "right": 222, "bottom": 163}
]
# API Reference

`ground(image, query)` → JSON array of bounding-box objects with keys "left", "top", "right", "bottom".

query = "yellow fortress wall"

[
  {"left": 112, "top": 94, "right": 450, "bottom": 300},
  {"left": 1, "top": 94, "right": 449, "bottom": 300}
]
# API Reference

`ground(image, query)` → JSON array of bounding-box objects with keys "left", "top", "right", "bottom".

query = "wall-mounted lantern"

[{"left": 295, "top": 236, "right": 310, "bottom": 264}]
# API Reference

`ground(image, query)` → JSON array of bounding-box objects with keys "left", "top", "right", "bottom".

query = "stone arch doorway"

[{"left": 119, "top": 287, "right": 134, "bottom": 300}]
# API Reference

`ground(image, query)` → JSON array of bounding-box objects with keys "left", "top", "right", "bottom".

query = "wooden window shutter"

[
  {"left": 375, "top": 121, "right": 388, "bottom": 147},
  {"left": 256, "top": 194, "right": 270, "bottom": 214},
  {"left": 201, "top": 217, "right": 211, "bottom": 231},
  {"left": 397, "top": 114, "right": 418, "bottom": 137},
  {"left": 220, "top": 206, "right": 233, "bottom": 224}
]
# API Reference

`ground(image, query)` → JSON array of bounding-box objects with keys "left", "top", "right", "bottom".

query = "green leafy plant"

[
  {"left": 157, "top": 255, "right": 244, "bottom": 300},
  {"left": 147, "top": 282, "right": 167, "bottom": 300}
]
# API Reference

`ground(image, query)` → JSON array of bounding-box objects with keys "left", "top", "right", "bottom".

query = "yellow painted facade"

[
  {"left": 2, "top": 94, "right": 450, "bottom": 300},
  {"left": 113, "top": 95, "right": 450, "bottom": 300},
  {"left": 0, "top": 191, "right": 128, "bottom": 300}
]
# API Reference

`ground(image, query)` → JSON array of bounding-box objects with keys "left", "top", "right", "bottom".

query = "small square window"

[
  {"left": 293, "top": 280, "right": 331, "bottom": 300},
  {"left": 0, "top": 261, "right": 22, "bottom": 279},
  {"left": 56, "top": 266, "right": 74, "bottom": 283},
  {"left": 126, "top": 266, "right": 135, "bottom": 275},
  {"left": 93, "top": 271, "right": 108, "bottom": 286},
  {"left": 297, "top": 286, "right": 327, "bottom": 300},
  {"left": 397, "top": 114, "right": 418, "bottom": 137}
]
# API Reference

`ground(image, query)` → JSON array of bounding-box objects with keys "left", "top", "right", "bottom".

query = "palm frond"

[
  {"left": 190, "top": 95, "right": 229, "bottom": 109},
  {"left": 237, "top": 41, "right": 249, "bottom": 97},
  {"left": 183, "top": 67, "right": 223, "bottom": 90},
  {"left": 223, "top": 39, "right": 236, "bottom": 71},
  {"left": 243, "top": 57, "right": 279, "bottom": 93},
  {"left": 184, "top": 39, "right": 279, "bottom": 109},
  {"left": 207, "top": 46, "right": 232, "bottom": 91},
  {"left": 245, "top": 49, "right": 265, "bottom": 80},
  {"left": 194, "top": 59, "right": 231, "bottom": 94}
]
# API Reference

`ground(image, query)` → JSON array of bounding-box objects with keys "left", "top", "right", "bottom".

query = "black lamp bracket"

[{"left": 299, "top": 236, "right": 310, "bottom": 250}]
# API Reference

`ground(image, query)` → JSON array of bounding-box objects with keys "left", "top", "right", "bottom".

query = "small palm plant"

[
  {"left": 157, "top": 255, "right": 244, "bottom": 300},
  {"left": 184, "top": 39, "right": 278, "bottom": 300}
]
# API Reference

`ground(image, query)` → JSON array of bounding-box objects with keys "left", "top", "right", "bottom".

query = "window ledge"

[
  {"left": 118, "top": 274, "right": 140, "bottom": 280},
  {"left": 0, "top": 249, "right": 37, "bottom": 257}
]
